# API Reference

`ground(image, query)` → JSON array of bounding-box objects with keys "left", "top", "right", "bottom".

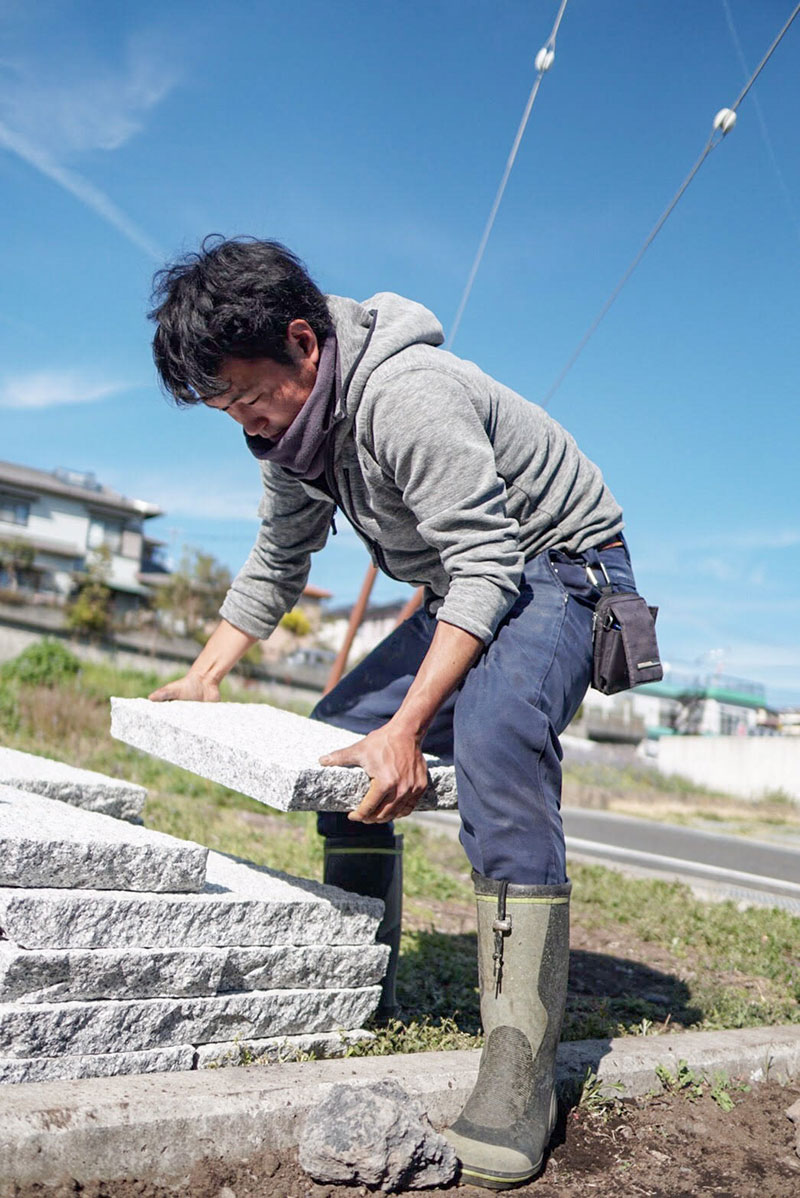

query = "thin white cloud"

[
  {"left": 0, "top": 36, "right": 173, "bottom": 260},
  {"left": 0, "top": 371, "right": 128, "bottom": 409},
  {"left": 0, "top": 121, "right": 164, "bottom": 262},
  {"left": 0, "top": 36, "right": 176, "bottom": 158}
]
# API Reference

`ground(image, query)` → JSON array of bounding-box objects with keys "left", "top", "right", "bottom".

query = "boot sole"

[{"left": 458, "top": 1152, "right": 544, "bottom": 1190}]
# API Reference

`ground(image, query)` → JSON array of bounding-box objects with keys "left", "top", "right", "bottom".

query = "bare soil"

[{"left": 9, "top": 1082, "right": 799, "bottom": 1197}]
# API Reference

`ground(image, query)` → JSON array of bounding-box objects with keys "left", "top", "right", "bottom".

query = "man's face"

[{"left": 204, "top": 320, "right": 319, "bottom": 439}]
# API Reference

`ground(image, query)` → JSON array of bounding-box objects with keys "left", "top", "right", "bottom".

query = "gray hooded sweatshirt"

[{"left": 219, "top": 293, "right": 624, "bottom": 646}]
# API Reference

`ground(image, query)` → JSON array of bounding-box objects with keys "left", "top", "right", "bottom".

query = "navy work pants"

[{"left": 313, "top": 542, "right": 636, "bottom": 886}]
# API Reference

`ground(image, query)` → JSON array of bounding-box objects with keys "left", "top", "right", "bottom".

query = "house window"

[
  {"left": 0, "top": 494, "right": 30, "bottom": 526},
  {"left": 88, "top": 517, "right": 124, "bottom": 553}
]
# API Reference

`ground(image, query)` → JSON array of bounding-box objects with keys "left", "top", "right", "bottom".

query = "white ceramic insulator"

[
  {"left": 535, "top": 47, "right": 555, "bottom": 72},
  {"left": 713, "top": 108, "right": 737, "bottom": 135}
]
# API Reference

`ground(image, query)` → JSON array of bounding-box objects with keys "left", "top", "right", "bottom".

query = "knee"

[{"left": 455, "top": 691, "right": 552, "bottom": 763}]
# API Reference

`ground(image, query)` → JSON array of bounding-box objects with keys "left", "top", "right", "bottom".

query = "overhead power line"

[
  {"left": 540, "top": 0, "right": 800, "bottom": 409},
  {"left": 447, "top": 0, "right": 569, "bottom": 350},
  {"left": 721, "top": 0, "right": 800, "bottom": 243}
]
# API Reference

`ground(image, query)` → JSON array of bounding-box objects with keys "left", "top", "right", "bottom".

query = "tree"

[
  {"left": 65, "top": 545, "right": 113, "bottom": 637},
  {"left": 0, "top": 537, "right": 35, "bottom": 592},
  {"left": 155, "top": 547, "right": 232, "bottom": 640}
]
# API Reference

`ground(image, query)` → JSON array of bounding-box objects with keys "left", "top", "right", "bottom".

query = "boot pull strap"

[{"left": 492, "top": 881, "right": 512, "bottom": 996}]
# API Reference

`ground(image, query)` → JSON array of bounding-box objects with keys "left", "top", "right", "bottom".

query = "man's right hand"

[{"left": 148, "top": 673, "right": 220, "bottom": 702}]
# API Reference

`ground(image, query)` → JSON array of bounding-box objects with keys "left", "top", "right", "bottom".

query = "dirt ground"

[{"left": 9, "top": 1080, "right": 799, "bottom": 1198}]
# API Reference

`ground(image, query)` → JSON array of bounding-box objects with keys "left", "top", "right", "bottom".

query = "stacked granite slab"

[
  {"left": 0, "top": 745, "right": 146, "bottom": 821},
  {"left": 110, "top": 698, "right": 458, "bottom": 811},
  {"left": 0, "top": 785, "right": 386, "bottom": 1084}
]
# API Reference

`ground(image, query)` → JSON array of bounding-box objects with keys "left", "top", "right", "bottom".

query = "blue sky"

[{"left": 1, "top": 0, "right": 799, "bottom": 704}]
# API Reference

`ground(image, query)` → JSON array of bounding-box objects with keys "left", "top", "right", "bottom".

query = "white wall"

[{"left": 655, "top": 736, "right": 800, "bottom": 803}]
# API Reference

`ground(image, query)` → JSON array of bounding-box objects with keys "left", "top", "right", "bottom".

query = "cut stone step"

[
  {"left": 0, "top": 786, "right": 207, "bottom": 893},
  {"left": 196, "top": 1028, "right": 374, "bottom": 1069},
  {"left": 0, "top": 1045, "right": 195, "bottom": 1085},
  {"left": 0, "top": 746, "right": 145, "bottom": 822},
  {"left": 0, "top": 986, "right": 382, "bottom": 1057},
  {"left": 0, "top": 941, "right": 390, "bottom": 1003},
  {"left": 110, "top": 697, "right": 457, "bottom": 811},
  {"left": 0, "top": 1030, "right": 375, "bottom": 1085},
  {"left": 0, "top": 851, "right": 382, "bottom": 950}
]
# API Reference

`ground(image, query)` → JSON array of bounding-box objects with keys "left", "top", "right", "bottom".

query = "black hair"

[{"left": 149, "top": 236, "right": 333, "bottom": 404}]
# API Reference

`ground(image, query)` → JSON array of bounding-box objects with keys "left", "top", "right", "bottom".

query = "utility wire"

[
  {"left": 721, "top": 0, "right": 800, "bottom": 243},
  {"left": 541, "top": 0, "right": 800, "bottom": 408},
  {"left": 447, "top": 0, "right": 569, "bottom": 350}
]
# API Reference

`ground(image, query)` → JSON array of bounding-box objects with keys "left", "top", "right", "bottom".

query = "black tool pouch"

[{"left": 592, "top": 592, "right": 663, "bottom": 695}]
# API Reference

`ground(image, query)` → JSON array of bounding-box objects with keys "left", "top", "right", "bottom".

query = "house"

[
  {"left": 318, "top": 598, "right": 408, "bottom": 665},
  {"left": 573, "top": 670, "right": 779, "bottom": 745},
  {"left": 0, "top": 460, "right": 162, "bottom": 614}
]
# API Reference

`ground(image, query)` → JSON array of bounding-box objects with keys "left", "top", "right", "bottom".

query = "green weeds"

[
  {"left": 574, "top": 1068, "right": 624, "bottom": 1118},
  {"left": 654, "top": 1059, "right": 749, "bottom": 1111}
]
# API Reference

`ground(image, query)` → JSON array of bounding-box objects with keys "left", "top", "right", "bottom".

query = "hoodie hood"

[{"left": 326, "top": 292, "right": 444, "bottom": 417}]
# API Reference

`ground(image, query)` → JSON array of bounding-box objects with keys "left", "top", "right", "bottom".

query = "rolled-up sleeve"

[
  {"left": 370, "top": 370, "right": 524, "bottom": 643},
  {"left": 219, "top": 462, "right": 333, "bottom": 639}
]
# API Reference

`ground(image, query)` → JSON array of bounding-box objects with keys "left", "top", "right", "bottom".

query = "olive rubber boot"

[
  {"left": 444, "top": 872, "right": 571, "bottom": 1190},
  {"left": 323, "top": 834, "right": 403, "bottom": 1021}
]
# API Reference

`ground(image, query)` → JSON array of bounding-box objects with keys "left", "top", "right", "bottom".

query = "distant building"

[
  {"left": 574, "top": 671, "right": 780, "bottom": 744},
  {"left": 318, "top": 598, "right": 408, "bottom": 664},
  {"left": 779, "top": 708, "right": 800, "bottom": 736},
  {"left": 0, "top": 460, "right": 162, "bottom": 614}
]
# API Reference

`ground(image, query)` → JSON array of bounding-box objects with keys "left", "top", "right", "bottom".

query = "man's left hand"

[{"left": 319, "top": 725, "right": 429, "bottom": 823}]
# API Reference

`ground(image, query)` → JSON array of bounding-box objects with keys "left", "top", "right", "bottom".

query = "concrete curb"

[{"left": 0, "top": 1025, "right": 798, "bottom": 1186}]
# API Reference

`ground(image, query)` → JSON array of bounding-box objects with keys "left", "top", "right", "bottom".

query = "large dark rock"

[{"left": 299, "top": 1079, "right": 458, "bottom": 1191}]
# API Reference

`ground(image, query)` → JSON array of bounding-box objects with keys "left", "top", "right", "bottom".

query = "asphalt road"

[{"left": 413, "top": 808, "right": 800, "bottom": 912}]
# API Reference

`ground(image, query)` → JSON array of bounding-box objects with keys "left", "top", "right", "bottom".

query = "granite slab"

[
  {"left": 0, "top": 851, "right": 383, "bottom": 950},
  {"left": 0, "top": 786, "right": 207, "bottom": 892},
  {"left": 0, "top": 746, "right": 145, "bottom": 821},
  {"left": 110, "top": 698, "right": 457, "bottom": 811}
]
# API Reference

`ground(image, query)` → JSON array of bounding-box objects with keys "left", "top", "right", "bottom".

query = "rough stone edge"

[
  {"left": 0, "top": 1045, "right": 196, "bottom": 1085},
  {"left": 0, "top": 1025, "right": 797, "bottom": 1185},
  {"left": 0, "top": 786, "right": 208, "bottom": 893},
  {"left": 0, "top": 779, "right": 146, "bottom": 822},
  {"left": 196, "top": 1028, "right": 374, "bottom": 1068}
]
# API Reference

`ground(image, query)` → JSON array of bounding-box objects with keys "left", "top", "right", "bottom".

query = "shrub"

[
  {"left": 0, "top": 639, "right": 81, "bottom": 687},
  {"left": 279, "top": 608, "right": 312, "bottom": 637}
]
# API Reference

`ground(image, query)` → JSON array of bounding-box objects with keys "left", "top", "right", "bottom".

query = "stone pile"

[
  {"left": 111, "top": 697, "right": 458, "bottom": 811},
  {"left": 0, "top": 785, "right": 387, "bottom": 1084}
]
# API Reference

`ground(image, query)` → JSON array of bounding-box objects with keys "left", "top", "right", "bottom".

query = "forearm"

[
  {"left": 189, "top": 618, "right": 258, "bottom": 685},
  {"left": 389, "top": 619, "right": 483, "bottom": 742}
]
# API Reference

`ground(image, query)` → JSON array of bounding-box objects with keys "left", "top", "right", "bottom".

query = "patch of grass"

[
  {"left": 758, "top": 788, "right": 797, "bottom": 808},
  {"left": 344, "top": 1015, "right": 481, "bottom": 1057},
  {"left": 564, "top": 759, "right": 725, "bottom": 801},
  {"left": 144, "top": 792, "right": 323, "bottom": 879},
  {"left": 570, "top": 862, "right": 800, "bottom": 996},
  {"left": 401, "top": 823, "right": 473, "bottom": 903}
]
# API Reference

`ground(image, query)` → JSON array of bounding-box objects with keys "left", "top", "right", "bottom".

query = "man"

[{"left": 149, "top": 236, "right": 636, "bottom": 1189}]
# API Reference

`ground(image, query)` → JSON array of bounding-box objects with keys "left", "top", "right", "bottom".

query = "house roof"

[
  {"left": 302, "top": 583, "right": 333, "bottom": 600},
  {"left": 0, "top": 461, "right": 162, "bottom": 519}
]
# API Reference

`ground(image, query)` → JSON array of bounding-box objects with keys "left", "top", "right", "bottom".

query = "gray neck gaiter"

[{"left": 244, "top": 333, "right": 340, "bottom": 479}]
